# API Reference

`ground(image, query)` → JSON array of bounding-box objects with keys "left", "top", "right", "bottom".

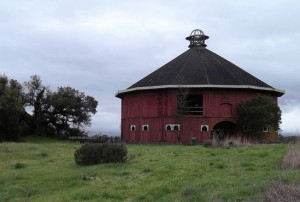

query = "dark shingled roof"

[
  {"left": 128, "top": 47, "right": 272, "bottom": 88},
  {"left": 116, "top": 30, "right": 284, "bottom": 98}
]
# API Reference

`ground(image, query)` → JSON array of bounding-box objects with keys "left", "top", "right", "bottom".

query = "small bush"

[
  {"left": 102, "top": 144, "right": 127, "bottom": 163},
  {"left": 74, "top": 143, "right": 102, "bottom": 165},
  {"left": 74, "top": 143, "right": 127, "bottom": 165}
]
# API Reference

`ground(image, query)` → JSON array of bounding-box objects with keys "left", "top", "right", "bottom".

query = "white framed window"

[
  {"left": 174, "top": 124, "right": 181, "bottom": 131},
  {"left": 166, "top": 124, "right": 172, "bottom": 131},
  {"left": 142, "top": 125, "right": 149, "bottom": 131},
  {"left": 165, "top": 124, "right": 181, "bottom": 131},
  {"left": 130, "top": 125, "right": 136, "bottom": 132},
  {"left": 263, "top": 126, "right": 270, "bottom": 132},
  {"left": 201, "top": 125, "right": 209, "bottom": 132}
]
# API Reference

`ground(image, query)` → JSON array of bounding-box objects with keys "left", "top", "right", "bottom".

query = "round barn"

[{"left": 115, "top": 29, "right": 284, "bottom": 144}]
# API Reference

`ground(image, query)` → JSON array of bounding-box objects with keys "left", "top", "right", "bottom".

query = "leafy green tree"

[
  {"left": 0, "top": 74, "right": 98, "bottom": 139},
  {"left": 0, "top": 75, "right": 24, "bottom": 141},
  {"left": 44, "top": 86, "right": 98, "bottom": 137},
  {"left": 21, "top": 75, "right": 98, "bottom": 137},
  {"left": 237, "top": 95, "right": 281, "bottom": 138}
]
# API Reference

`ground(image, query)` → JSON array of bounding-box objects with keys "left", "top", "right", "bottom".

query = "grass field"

[{"left": 0, "top": 138, "right": 299, "bottom": 201}]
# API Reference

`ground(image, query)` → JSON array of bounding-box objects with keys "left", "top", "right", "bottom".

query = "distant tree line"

[{"left": 0, "top": 74, "right": 98, "bottom": 141}]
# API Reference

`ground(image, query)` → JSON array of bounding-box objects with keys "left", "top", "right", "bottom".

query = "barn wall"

[{"left": 120, "top": 89, "right": 278, "bottom": 144}]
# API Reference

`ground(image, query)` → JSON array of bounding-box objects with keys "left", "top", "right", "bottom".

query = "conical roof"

[{"left": 116, "top": 29, "right": 284, "bottom": 98}]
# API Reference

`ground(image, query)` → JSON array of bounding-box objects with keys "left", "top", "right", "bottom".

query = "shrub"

[
  {"left": 74, "top": 143, "right": 102, "bottom": 165},
  {"left": 74, "top": 143, "right": 127, "bottom": 165},
  {"left": 237, "top": 95, "right": 282, "bottom": 138},
  {"left": 102, "top": 144, "right": 127, "bottom": 163}
]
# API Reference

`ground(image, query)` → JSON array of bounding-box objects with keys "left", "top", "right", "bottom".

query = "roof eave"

[{"left": 115, "top": 85, "right": 285, "bottom": 98}]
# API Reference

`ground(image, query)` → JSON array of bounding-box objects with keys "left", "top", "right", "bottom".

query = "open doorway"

[{"left": 211, "top": 121, "right": 237, "bottom": 140}]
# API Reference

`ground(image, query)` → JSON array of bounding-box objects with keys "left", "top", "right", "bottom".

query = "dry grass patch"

[
  {"left": 281, "top": 143, "right": 300, "bottom": 169},
  {"left": 263, "top": 180, "right": 300, "bottom": 202},
  {"left": 204, "top": 137, "right": 252, "bottom": 148},
  {"left": 223, "top": 137, "right": 252, "bottom": 148},
  {"left": 263, "top": 141, "right": 300, "bottom": 201}
]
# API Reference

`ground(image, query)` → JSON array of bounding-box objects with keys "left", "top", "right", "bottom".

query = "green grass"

[{"left": 0, "top": 139, "right": 299, "bottom": 201}]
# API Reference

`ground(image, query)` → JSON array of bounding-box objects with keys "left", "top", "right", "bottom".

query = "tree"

[
  {"left": 177, "top": 88, "right": 189, "bottom": 115},
  {"left": 0, "top": 75, "right": 25, "bottom": 141},
  {"left": 0, "top": 74, "right": 98, "bottom": 139},
  {"left": 237, "top": 95, "right": 281, "bottom": 138},
  {"left": 23, "top": 75, "right": 50, "bottom": 135},
  {"left": 44, "top": 86, "right": 98, "bottom": 137}
]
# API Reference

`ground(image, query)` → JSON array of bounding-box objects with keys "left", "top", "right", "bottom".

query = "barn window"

[
  {"left": 263, "top": 126, "right": 270, "bottom": 132},
  {"left": 177, "top": 94, "right": 203, "bottom": 115},
  {"left": 130, "top": 125, "right": 136, "bottom": 131},
  {"left": 201, "top": 125, "right": 209, "bottom": 132},
  {"left": 165, "top": 124, "right": 180, "bottom": 131},
  {"left": 174, "top": 124, "right": 180, "bottom": 131},
  {"left": 142, "top": 125, "right": 149, "bottom": 131},
  {"left": 166, "top": 124, "right": 172, "bottom": 131}
]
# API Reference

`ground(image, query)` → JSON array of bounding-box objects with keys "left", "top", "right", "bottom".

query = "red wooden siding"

[{"left": 120, "top": 89, "right": 278, "bottom": 144}]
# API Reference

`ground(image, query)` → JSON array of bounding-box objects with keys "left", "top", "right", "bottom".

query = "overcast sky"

[{"left": 1, "top": 0, "right": 300, "bottom": 135}]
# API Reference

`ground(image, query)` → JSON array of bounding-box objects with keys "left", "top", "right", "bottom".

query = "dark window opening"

[
  {"left": 130, "top": 125, "right": 136, "bottom": 131},
  {"left": 201, "top": 125, "right": 208, "bottom": 132},
  {"left": 174, "top": 125, "right": 179, "bottom": 131},
  {"left": 263, "top": 126, "right": 270, "bottom": 132},
  {"left": 142, "top": 125, "right": 149, "bottom": 131},
  {"left": 166, "top": 125, "right": 172, "bottom": 131},
  {"left": 177, "top": 94, "right": 203, "bottom": 115}
]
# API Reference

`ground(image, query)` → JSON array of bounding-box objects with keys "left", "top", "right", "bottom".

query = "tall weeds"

[
  {"left": 263, "top": 140, "right": 300, "bottom": 201},
  {"left": 263, "top": 180, "right": 300, "bottom": 202},
  {"left": 204, "top": 136, "right": 252, "bottom": 148},
  {"left": 281, "top": 141, "right": 300, "bottom": 169}
]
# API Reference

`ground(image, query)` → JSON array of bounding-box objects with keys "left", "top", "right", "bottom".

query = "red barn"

[{"left": 115, "top": 29, "right": 284, "bottom": 144}]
